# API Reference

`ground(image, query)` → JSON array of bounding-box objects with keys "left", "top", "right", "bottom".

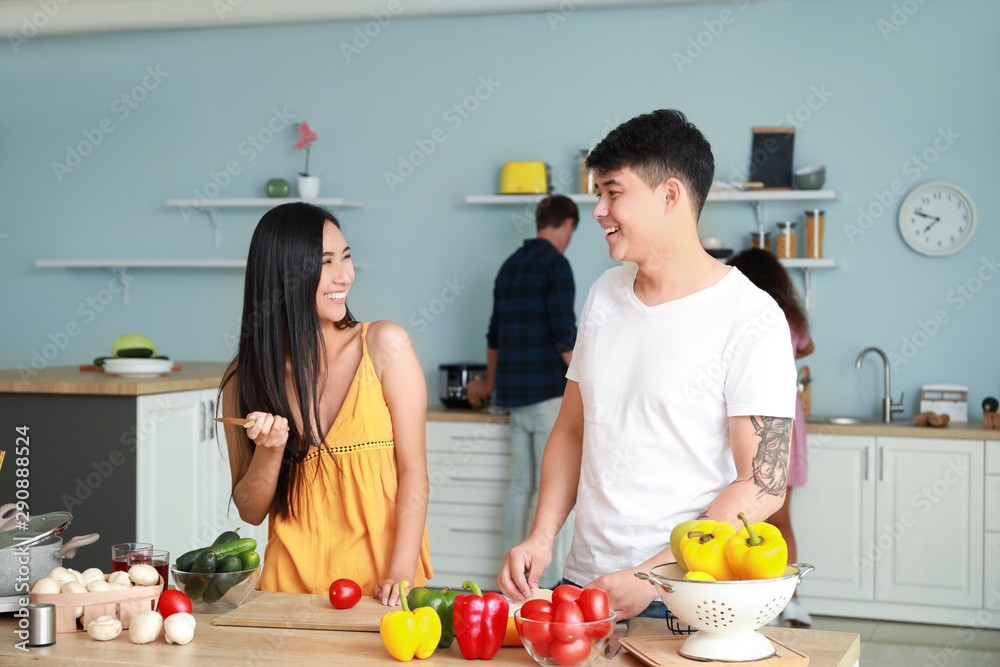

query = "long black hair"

[
  {"left": 221, "top": 202, "right": 357, "bottom": 520},
  {"left": 727, "top": 248, "right": 808, "bottom": 337}
]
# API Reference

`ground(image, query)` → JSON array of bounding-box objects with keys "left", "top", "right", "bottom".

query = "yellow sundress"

[{"left": 258, "top": 322, "right": 433, "bottom": 594}]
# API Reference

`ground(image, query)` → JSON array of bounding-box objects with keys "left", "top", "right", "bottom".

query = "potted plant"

[{"left": 294, "top": 121, "right": 320, "bottom": 198}]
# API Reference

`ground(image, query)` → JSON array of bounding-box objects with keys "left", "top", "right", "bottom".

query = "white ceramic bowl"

[{"left": 636, "top": 563, "right": 814, "bottom": 662}]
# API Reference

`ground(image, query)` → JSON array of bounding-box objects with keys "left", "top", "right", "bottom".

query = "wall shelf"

[{"left": 166, "top": 197, "right": 364, "bottom": 246}]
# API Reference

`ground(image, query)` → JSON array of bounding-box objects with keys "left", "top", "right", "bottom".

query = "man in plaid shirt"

[{"left": 467, "top": 194, "right": 579, "bottom": 588}]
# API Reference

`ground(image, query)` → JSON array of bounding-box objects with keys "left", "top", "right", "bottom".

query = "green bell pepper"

[{"left": 406, "top": 586, "right": 460, "bottom": 648}]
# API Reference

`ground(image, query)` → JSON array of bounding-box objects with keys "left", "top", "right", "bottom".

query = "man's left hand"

[{"left": 586, "top": 569, "right": 657, "bottom": 620}]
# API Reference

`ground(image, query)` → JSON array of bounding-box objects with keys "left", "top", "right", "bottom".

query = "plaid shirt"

[{"left": 486, "top": 238, "right": 576, "bottom": 408}]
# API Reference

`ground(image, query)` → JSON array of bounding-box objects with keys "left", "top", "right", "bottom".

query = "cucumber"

[
  {"left": 184, "top": 574, "right": 210, "bottom": 601},
  {"left": 192, "top": 550, "right": 217, "bottom": 575},
  {"left": 177, "top": 537, "right": 256, "bottom": 571},
  {"left": 116, "top": 347, "right": 155, "bottom": 358},
  {"left": 239, "top": 550, "right": 260, "bottom": 571},
  {"left": 93, "top": 356, "right": 112, "bottom": 366},
  {"left": 202, "top": 555, "right": 243, "bottom": 603},
  {"left": 212, "top": 528, "right": 241, "bottom": 546}
]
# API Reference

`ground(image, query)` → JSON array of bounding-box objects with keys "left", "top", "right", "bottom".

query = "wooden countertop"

[
  {"left": 0, "top": 606, "right": 860, "bottom": 666},
  {"left": 806, "top": 418, "right": 1000, "bottom": 441},
  {"left": 0, "top": 362, "right": 230, "bottom": 396}
]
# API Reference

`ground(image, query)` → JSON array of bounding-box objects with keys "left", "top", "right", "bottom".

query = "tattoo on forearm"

[{"left": 748, "top": 415, "right": 790, "bottom": 497}]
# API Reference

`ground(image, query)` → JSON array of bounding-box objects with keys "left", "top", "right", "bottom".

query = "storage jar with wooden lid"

[
  {"left": 776, "top": 221, "right": 797, "bottom": 258},
  {"left": 805, "top": 210, "right": 825, "bottom": 258},
  {"left": 750, "top": 230, "right": 771, "bottom": 252}
]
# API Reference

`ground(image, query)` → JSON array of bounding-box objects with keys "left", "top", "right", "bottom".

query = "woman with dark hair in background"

[
  {"left": 728, "top": 247, "right": 814, "bottom": 627},
  {"left": 220, "top": 202, "right": 432, "bottom": 607}
]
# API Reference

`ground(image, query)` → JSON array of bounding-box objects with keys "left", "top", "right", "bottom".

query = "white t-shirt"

[{"left": 563, "top": 263, "right": 796, "bottom": 585}]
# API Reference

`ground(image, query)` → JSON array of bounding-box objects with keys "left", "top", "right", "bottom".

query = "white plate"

[{"left": 102, "top": 358, "right": 173, "bottom": 377}]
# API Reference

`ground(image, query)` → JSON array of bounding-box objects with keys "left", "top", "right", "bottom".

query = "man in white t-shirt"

[{"left": 497, "top": 109, "right": 797, "bottom": 619}]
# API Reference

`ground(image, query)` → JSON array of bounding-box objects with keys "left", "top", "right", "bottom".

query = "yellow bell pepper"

[
  {"left": 726, "top": 512, "right": 788, "bottom": 580},
  {"left": 679, "top": 520, "right": 737, "bottom": 581},
  {"left": 379, "top": 581, "right": 443, "bottom": 661},
  {"left": 683, "top": 571, "right": 717, "bottom": 581}
]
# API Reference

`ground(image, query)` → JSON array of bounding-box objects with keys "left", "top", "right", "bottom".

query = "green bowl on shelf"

[{"left": 265, "top": 178, "right": 291, "bottom": 198}]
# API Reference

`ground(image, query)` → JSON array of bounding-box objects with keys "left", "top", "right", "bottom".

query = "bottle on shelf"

[
  {"left": 776, "top": 221, "right": 797, "bottom": 258},
  {"left": 579, "top": 149, "right": 594, "bottom": 194},
  {"left": 804, "top": 210, "right": 825, "bottom": 258}
]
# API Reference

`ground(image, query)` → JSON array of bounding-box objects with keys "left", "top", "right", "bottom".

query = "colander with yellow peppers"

[{"left": 635, "top": 513, "right": 814, "bottom": 662}]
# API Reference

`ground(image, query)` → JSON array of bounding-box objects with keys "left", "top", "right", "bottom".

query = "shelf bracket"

[
  {"left": 803, "top": 267, "right": 813, "bottom": 311},
  {"left": 108, "top": 266, "right": 133, "bottom": 305},
  {"left": 753, "top": 201, "right": 766, "bottom": 234}
]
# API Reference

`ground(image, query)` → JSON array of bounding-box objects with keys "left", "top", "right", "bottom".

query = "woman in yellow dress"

[{"left": 220, "top": 202, "right": 432, "bottom": 606}]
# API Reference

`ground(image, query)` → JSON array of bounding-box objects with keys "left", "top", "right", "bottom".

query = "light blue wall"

[{"left": 2, "top": 0, "right": 997, "bottom": 418}]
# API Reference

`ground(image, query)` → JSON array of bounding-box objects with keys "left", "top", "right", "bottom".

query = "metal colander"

[{"left": 636, "top": 562, "right": 814, "bottom": 662}]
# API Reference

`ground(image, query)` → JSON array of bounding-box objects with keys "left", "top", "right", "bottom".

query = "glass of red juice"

[
  {"left": 111, "top": 542, "right": 152, "bottom": 573},
  {"left": 128, "top": 549, "right": 169, "bottom": 583}
]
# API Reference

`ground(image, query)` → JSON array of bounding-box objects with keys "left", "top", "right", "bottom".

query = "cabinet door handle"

[
  {"left": 207, "top": 399, "right": 216, "bottom": 440},
  {"left": 878, "top": 446, "right": 885, "bottom": 481},
  {"left": 200, "top": 401, "right": 207, "bottom": 441},
  {"left": 863, "top": 446, "right": 870, "bottom": 481}
]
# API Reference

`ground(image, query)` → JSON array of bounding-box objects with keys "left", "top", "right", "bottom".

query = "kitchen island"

[{"left": 0, "top": 602, "right": 861, "bottom": 666}]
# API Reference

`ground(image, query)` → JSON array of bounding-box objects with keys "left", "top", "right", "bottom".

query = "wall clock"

[{"left": 898, "top": 181, "right": 977, "bottom": 257}]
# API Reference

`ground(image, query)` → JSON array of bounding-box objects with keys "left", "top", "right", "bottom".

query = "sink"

[{"left": 807, "top": 415, "right": 881, "bottom": 425}]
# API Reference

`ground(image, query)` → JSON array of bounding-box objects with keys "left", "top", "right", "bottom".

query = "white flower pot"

[{"left": 297, "top": 176, "right": 321, "bottom": 199}]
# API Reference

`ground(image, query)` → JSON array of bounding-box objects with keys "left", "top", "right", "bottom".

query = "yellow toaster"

[{"left": 500, "top": 162, "right": 550, "bottom": 194}]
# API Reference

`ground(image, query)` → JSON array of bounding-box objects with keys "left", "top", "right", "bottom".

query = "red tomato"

[
  {"left": 553, "top": 601, "right": 586, "bottom": 642},
  {"left": 328, "top": 578, "right": 362, "bottom": 609},
  {"left": 551, "top": 583, "right": 582, "bottom": 608},
  {"left": 157, "top": 589, "right": 192, "bottom": 618},
  {"left": 533, "top": 639, "right": 553, "bottom": 658},
  {"left": 520, "top": 599, "right": 554, "bottom": 620},
  {"left": 578, "top": 588, "right": 609, "bottom": 622},
  {"left": 550, "top": 636, "right": 591, "bottom": 666},
  {"left": 517, "top": 611, "right": 554, "bottom": 644}
]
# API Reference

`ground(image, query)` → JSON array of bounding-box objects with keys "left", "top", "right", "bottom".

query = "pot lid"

[{"left": 0, "top": 512, "right": 72, "bottom": 551}]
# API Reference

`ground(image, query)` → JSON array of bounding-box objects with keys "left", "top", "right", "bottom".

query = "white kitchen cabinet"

[
  {"left": 425, "top": 420, "right": 511, "bottom": 590},
  {"left": 791, "top": 434, "right": 876, "bottom": 601},
  {"left": 794, "top": 433, "right": 989, "bottom": 626},
  {"left": 135, "top": 388, "right": 268, "bottom": 560}
]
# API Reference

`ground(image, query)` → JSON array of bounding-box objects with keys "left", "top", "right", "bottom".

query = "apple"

[
  {"left": 669, "top": 520, "right": 702, "bottom": 571},
  {"left": 112, "top": 334, "right": 157, "bottom": 357}
]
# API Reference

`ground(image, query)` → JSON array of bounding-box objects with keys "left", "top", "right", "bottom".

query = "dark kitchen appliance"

[{"left": 439, "top": 363, "right": 487, "bottom": 409}]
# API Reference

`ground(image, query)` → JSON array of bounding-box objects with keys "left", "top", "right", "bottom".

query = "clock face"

[{"left": 898, "top": 181, "right": 977, "bottom": 257}]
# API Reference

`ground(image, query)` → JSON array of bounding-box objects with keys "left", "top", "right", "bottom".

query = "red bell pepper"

[{"left": 452, "top": 580, "right": 509, "bottom": 660}]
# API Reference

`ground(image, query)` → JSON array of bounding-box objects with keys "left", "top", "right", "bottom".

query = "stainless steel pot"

[{"left": 0, "top": 503, "right": 99, "bottom": 596}]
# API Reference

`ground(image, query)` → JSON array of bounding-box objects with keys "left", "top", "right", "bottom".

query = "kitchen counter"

[
  {"left": 0, "top": 362, "right": 230, "bottom": 396},
  {"left": 806, "top": 417, "right": 1000, "bottom": 441},
  {"left": 0, "top": 607, "right": 860, "bottom": 666}
]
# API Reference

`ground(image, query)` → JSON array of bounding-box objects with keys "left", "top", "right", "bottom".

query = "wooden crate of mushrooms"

[{"left": 29, "top": 564, "right": 163, "bottom": 633}]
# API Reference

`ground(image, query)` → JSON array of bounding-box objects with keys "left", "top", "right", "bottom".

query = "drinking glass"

[{"left": 111, "top": 542, "right": 152, "bottom": 573}]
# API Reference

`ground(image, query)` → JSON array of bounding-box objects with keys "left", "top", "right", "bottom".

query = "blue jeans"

[
  {"left": 504, "top": 397, "right": 573, "bottom": 590},
  {"left": 560, "top": 578, "right": 667, "bottom": 619}
]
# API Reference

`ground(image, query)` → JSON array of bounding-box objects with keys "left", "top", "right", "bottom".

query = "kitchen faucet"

[{"left": 855, "top": 346, "right": 905, "bottom": 423}]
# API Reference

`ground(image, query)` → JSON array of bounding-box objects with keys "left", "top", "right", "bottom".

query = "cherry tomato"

[
  {"left": 328, "top": 578, "right": 362, "bottom": 609},
  {"left": 156, "top": 589, "right": 192, "bottom": 618},
  {"left": 516, "top": 611, "right": 554, "bottom": 644},
  {"left": 550, "top": 635, "right": 591, "bottom": 666},
  {"left": 551, "top": 583, "right": 582, "bottom": 608},
  {"left": 553, "top": 601, "right": 586, "bottom": 642},
  {"left": 578, "top": 587, "right": 612, "bottom": 637},
  {"left": 520, "top": 598, "right": 554, "bottom": 620},
  {"left": 533, "top": 639, "right": 553, "bottom": 658}
]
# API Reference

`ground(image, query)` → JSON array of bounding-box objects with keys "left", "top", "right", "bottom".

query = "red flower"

[{"left": 295, "top": 122, "right": 318, "bottom": 149}]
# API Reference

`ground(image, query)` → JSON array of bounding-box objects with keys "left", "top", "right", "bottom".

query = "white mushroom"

[
  {"left": 128, "top": 563, "right": 160, "bottom": 587},
  {"left": 60, "top": 581, "right": 87, "bottom": 618},
  {"left": 66, "top": 568, "right": 85, "bottom": 584},
  {"left": 128, "top": 610, "right": 163, "bottom": 644},
  {"left": 108, "top": 571, "right": 132, "bottom": 587},
  {"left": 163, "top": 613, "right": 196, "bottom": 645},
  {"left": 48, "top": 567, "right": 77, "bottom": 585},
  {"left": 109, "top": 582, "right": 133, "bottom": 590},
  {"left": 87, "top": 615, "right": 122, "bottom": 641},
  {"left": 30, "top": 577, "right": 62, "bottom": 594},
  {"left": 87, "top": 579, "right": 113, "bottom": 592},
  {"left": 80, "top": 568, "right": 106, "bottom": 585}
]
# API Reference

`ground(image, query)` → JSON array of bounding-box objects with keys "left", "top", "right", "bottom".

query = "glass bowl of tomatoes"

[
  {"left": 514, "top": 605, "right": 617, "bottom": 667},
  {"left": 170, "top": 563, "right": 261, "bottom": 613}
]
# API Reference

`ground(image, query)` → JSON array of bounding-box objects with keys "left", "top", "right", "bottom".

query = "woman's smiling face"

[{"left": 315, "top": 220, "right": 354, "bottom": 324}]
